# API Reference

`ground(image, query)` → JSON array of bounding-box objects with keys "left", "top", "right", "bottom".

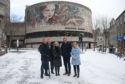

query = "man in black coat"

[
  {"left": 61, "top": 38, "right": 72, "bottom": 76},
  {"left": 47, "top": 39, "right": 54, "bottom": 74},
  {"left": 38, "top": 39, "right": 50, "bottom": 78}
]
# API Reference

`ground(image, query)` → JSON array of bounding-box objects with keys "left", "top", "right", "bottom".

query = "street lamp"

[{"left": 79, "top": 33, "right": 84, "bottom": 51}]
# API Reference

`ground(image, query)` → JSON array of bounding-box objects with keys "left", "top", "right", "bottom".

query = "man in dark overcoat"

[
  {"left": 38, "top": 39, "right": 50, "bottom": 78},
  {"left": 61, "top": 38, "right": 72, "bottom": 76}
]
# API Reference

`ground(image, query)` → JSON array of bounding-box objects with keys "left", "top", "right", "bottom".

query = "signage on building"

[
  {"left": 123, "top": 36, "right": 125, "bottom": 40},
  {"left": 65, "top": 27, "right": 84, "bottom": 30},
  {"left": 117, "top": 36, "right": 125, "bottom": 41}
]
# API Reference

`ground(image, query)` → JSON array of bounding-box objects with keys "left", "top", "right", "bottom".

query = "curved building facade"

[{"left": 25, "top": 1, "right": 93, "bottom": 48}]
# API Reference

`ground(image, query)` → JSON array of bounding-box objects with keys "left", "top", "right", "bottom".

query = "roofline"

[
  {"left": 26, "top": 1, "right": 92, "bottom": 13},
  {"left": 116, "top": 10, "right": 125, "bottom": 21}
]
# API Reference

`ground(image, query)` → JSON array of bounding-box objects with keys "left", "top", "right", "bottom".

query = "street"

[{"left": 0, "top": 49, "right": 125, "bottom": 84}]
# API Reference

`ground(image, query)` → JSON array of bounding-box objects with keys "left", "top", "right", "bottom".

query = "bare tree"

[
  {"left": 93, "top": 18, "right": 102, "bottom": 51},
  {"left": 100, "top": 17, "right": 111, "bottom": 52},
  {"left": 93, "top": 17, "right": 111, "bottom": 52},
  {"left": 10, "top": 14, "right": 22, "bottom": 22},
  {"left": 101, "top": 17, "right": 110, "bottom": 46}
]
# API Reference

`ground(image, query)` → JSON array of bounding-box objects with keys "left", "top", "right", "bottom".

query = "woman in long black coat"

[{"left": 52, "top": 42, "right": 62, "bottom": 76}]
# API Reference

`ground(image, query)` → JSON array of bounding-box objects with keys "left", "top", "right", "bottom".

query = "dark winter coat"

[
  {"left": 52, "top": 46, "right": 62, "bottom": 67},
  {"left": 47, "top": 43, "right": 54, "bottom": 61},
  {"left": 38, "top": 43, "right": 50, "bottom": 61},
  {"left": 61, "top": 42, "right": 72, "bottom": 58}
]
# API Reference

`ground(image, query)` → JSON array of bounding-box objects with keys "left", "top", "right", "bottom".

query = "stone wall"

[{"left": 0, "top": 0, "right": 10, "bottom": 48}]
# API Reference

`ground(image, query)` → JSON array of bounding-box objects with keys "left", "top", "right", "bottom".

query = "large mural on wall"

[{"left": 27, "top": 3, "right": 85, "bottom": 26}]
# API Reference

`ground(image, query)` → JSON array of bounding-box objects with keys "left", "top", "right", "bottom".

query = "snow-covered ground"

[{"left": 0, "top": 49, "right": 125, "bottom": 84}]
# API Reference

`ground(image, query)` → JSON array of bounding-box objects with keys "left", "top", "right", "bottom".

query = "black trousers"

[
  {"left": 73, "top": 65, "right": 80, "bottom": 76},
  {"left": 50, "top": 60, "right": 54, "bottom": 73},
  {"left": 63, "top": 57, "right": 71, "bottom": 73},
  {"left": 41, "top": 61, "right": 49, "bottom": 77},
  {"left": 55, "top": 66, "right": 60, "bottom": 75}
]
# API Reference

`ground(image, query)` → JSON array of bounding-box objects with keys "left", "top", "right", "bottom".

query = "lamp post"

[{"left": 79, "top": 33, "right": 84, "bottom": 51}]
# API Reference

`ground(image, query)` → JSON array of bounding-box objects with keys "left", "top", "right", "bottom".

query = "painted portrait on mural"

[
  {"left": 39, "top": 4, "right": 56, "bottom": 24},
  {"left": 28, "top": 4, "right": 56, "bottom": 25},
  {"left": 28, "top": 3, "right": 84, "bottom": 26}
]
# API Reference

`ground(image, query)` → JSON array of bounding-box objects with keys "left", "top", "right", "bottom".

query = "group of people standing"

[{"left": 38, "top": 38, "right": 81, "bottom": 79}]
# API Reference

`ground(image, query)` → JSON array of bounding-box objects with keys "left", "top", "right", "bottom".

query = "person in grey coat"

[
  {"left": 52, "top": 42, "right": 62, "bottom": 76},
  {"left": 71, "top": 42, "right": 81, "bottom": 78}
]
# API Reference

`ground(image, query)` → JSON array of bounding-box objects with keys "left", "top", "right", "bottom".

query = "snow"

[{"left": 0, "top": 49, "right": 125, "bottom": 84}]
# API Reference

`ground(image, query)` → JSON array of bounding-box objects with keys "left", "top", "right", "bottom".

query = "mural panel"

[{"left": 27, "top": 3, "right": 85, "bottom": 26}]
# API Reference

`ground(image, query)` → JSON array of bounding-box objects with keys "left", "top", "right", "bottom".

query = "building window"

[{"left": 26, "top": 31, "right": 93, "bottom": 39}]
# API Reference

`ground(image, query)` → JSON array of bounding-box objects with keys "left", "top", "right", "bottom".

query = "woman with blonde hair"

[{"left": 71, "top": 42, "right": 81, "bottom": 78}]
